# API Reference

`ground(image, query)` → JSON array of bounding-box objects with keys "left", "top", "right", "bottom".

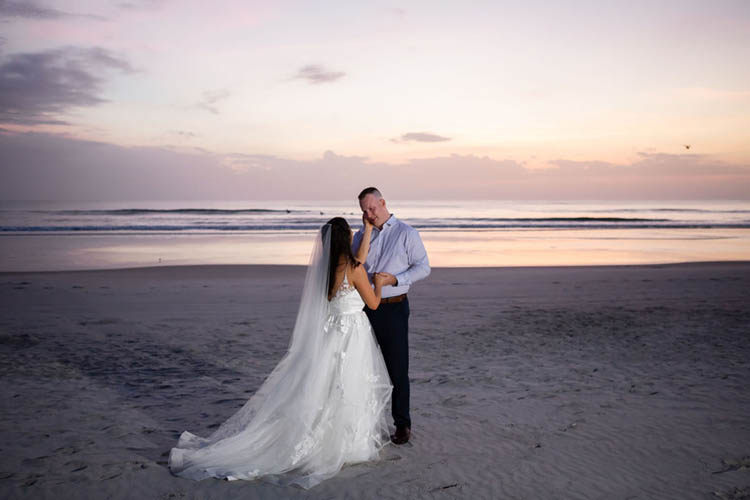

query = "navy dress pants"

[{"left": 365, "top": 298, "right": 411, "bottom": 429}]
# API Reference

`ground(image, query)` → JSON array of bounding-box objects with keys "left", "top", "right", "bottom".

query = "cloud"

[
  {"left": 117, "top": 0, "right": 169, "bottom": 10},
  {"left": 549, "top": 152, "right": 749, "bottom": 178},
  {"left": 293, "top": 64, "right": 346, "bottom": 85},
  {"left": 0, "top": 131, "right": 748, "bottom": 201},
  {"left": 195, "top": 89, "right": 230, "bottom": 115},
  {"left": 392, "top": 132, "right": 451, "bottom": 143},
  {"left": 171, "top": 130, "right": 198, "bottom": 138},
  {"left": 221, "top": 152, "right": 287, "bottom": 173},
  {"left": 0, "top": 0, "right": 106, "bottom": 20},
  {"left": 0, "top": 47, "right": 135, "bottom": 126},
  {"left": 538, "top": 153, "right": 750, "bottom": 199},
  {"left": 321, "top": 150, "right": 369, "bottom": 164}
]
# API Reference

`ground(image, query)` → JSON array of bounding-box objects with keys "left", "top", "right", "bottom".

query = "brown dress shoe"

[{"left": 390, "top": 426, "right": 411, "bottom": 445}]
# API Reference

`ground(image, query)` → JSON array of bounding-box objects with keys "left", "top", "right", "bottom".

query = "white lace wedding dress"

[{"left": 168, "top": 273, "right": 393, "bottom": 489}]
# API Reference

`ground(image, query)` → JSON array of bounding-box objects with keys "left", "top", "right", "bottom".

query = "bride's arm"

[
  {"left": 352, "top": 264, "right": 382, "bottom": 310},
  {"left": 354, "top": 216, "right": 373, "bottom": 264}
]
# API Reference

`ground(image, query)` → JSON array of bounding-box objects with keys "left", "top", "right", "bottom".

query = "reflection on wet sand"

[{"left": 1, "top": 228, "right": 749, "bottom": 272}]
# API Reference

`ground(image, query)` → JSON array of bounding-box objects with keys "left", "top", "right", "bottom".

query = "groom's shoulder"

[
  {"left": 392, "top": 217, "right": 420, "bottom": 236},
  {"left": 398, "top": 219, "right": 415, "bottom": 231}
]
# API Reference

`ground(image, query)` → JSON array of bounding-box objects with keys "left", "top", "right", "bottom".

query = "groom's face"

[{"left": 359, "top": 194, "right": 388, "bottom": 228}]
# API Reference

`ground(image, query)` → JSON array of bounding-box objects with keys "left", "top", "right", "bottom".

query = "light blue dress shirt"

[{"left": 352, "top": 214, "right": 431, "bottom": 298}]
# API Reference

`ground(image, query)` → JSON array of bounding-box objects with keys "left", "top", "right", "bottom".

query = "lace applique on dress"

[{"left": 332, "top": 273, "right": 356, "bottom": 300}]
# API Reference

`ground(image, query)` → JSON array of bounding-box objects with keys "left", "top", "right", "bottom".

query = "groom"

[{"left": 352, "top": 187, "right": 430, "bottom": 445}]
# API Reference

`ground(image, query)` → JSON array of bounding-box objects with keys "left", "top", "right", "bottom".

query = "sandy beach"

[{"left": 1, "top": 262, "right": 749, "bottom": 499}]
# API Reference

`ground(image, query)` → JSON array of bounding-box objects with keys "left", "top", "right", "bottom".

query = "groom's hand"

[{"left": 376, "top": 272, "right": 397, "bottom": 286}]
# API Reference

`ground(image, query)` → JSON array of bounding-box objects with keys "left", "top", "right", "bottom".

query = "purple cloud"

[
  {"left": 0, "top": 47, "right": 135, "bottom": 125},
  {"left": 117, "top": 0, "right": 169, "bottom": 11},
  {"left": 2, "top": 131, "right": 747, "bottom": 201},
  {"left": 171, "top": 130, "right": 198, "bottom": 138},
  {"left": 0, "top": 1, "right": 106, "bottom": 20},
  {"left": 293, "top": 64, "right": 346, "bottom": 85},
  {"left": 195, "top": 89, "right": 230, "bottom": 115},
  {"left": 392, "top": 132, "right": 451, "bottom": 143}
]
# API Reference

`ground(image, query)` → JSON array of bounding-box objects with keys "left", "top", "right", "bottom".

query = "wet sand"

[{"left": 1, "top": 262, "right": 749, "bottom": 499}]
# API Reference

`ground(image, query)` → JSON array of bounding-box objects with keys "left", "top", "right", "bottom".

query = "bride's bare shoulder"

[
  {"left": 327, "top": 262, "right": 351, "bottom": 300},
  {"left": 349, "top": 262, "right": 368, "bottom": 285}
]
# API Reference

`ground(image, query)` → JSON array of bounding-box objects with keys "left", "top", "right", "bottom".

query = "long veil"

[
  {"left": 170, "top": 224, "right": 392, "bottom": 487},
  {"left": 170, "top": 225, "right": 332, "bottom": 467}
]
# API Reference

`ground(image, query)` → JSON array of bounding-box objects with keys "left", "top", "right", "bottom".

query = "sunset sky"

[{"left": 1, "top": 0, "right": 749, "bottom": 200}]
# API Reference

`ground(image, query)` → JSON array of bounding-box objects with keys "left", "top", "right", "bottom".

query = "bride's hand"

[
  {"left": 362, "top": 214, "right": 374, "bottom": 231},
  {"left": 375, "top": 272, "right": 397, "bottom": 287},
  {"left": 374, "top": 273, "right": 387, "bottom": 288}
]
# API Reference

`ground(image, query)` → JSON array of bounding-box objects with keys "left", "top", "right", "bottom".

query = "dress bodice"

[{"left": 329, "top": 273, "right": 365, "bottom": 315}]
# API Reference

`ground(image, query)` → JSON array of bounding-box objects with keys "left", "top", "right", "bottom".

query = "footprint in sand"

[
  {"left": 429, "top": 483, "right": 460, "bottom": 493},
  {"left": 21, "top": 473, "right": 43, "bottom": 487},
  {"left": 79, "top": 318, "right": 120, "bottom": 326},
  {"left": 53, "top": 446, "right": 80, "bottom": 455},
  {"left": 21, "top": 456, "right": 49, "bottom": 465},
  {"left": 441, "top": 394, "right": 468, "bottom": 408},
  {"left": 712, "top": 456, "right": 750, "bottom": 474},
  {"left": 162, "top": 492, "right": 186, "bottom": 499},
  {"left": 712, "top": 486, "right": 750, "bottom": 499}
]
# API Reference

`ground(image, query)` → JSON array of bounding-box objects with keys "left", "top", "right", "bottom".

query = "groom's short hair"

[{"left": 358, "top": 187, "right": 382, "bottom": 200}]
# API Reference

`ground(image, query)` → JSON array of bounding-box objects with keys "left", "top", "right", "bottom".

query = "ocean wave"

[
  {"left": 469, "top": 217, "right": 670, "bottom": 222},
  {"left": 586, "top": 208, "right": 750, "bottom": 214},
  {"left": 3, "top": 222, "right": 750, "bottom": 232},
  {"left": 29, "top": 208, "right": 304, "bottom": 215}
]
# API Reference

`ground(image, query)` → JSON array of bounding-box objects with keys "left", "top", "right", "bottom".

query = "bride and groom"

[{"left": 168, "top": 187, "right": 431, "bottom": 488}]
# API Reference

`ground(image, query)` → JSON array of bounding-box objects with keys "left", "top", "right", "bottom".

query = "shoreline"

[
  {"left": 2, "top": 227, "right": 749, "bottom": 272},
  {"left": 2, "top": 259, "right": 749, "bottom": 276}
]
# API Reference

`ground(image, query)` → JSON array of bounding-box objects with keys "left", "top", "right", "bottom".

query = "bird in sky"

[{"left": 684, "top": 144, "right": 691, "bottom": 150}]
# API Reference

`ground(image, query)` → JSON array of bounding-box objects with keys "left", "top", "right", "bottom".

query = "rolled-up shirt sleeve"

[{"left": 395, "top": 229, "right": 430, "bottom": 287}]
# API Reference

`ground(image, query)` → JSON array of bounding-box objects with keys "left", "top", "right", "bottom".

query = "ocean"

[{"left": 1, "top": 200, "right": 749, "bottom": 271}]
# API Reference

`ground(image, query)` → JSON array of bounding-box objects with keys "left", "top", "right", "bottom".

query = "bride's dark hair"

[{"left": 324, "top": 217, "right": 360, "bottom": 297}]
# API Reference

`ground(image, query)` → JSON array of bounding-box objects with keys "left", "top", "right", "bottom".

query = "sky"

[{"left": 1, "top": 0, "right": 749, "bottom": 201}]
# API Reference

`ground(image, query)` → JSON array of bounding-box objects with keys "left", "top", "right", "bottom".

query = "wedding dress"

[{"left": 168, "top": 226, "right": 392, "bottom": 489}]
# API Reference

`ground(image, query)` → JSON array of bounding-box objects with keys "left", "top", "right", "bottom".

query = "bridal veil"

[{"left": 168, "top": 224, "right": 392, "bottom": 488}]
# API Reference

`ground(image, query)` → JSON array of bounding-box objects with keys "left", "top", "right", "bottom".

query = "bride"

[{"left": 168, "top": 217, "right": 393, "bottom": 489}]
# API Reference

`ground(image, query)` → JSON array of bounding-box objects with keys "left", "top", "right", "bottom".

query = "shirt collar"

[{"left": 378, "top": 213, "right": 396, "bottom": 231}]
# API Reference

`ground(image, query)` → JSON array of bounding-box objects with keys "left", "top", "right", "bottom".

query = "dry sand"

[{"left": 1, "top": 262, "right": 749, "bottom": 499}]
